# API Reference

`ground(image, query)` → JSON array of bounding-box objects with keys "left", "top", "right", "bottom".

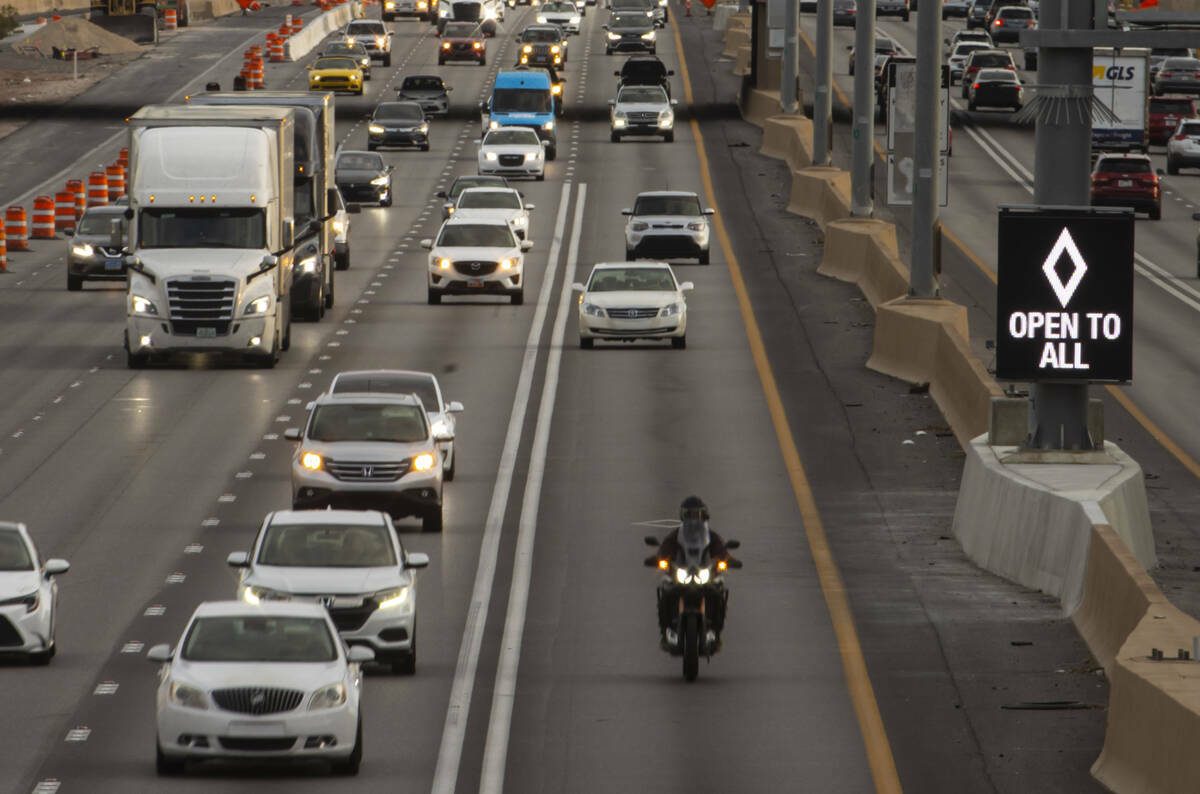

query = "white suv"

[
  {"left": 345, "top": 19, "right": 393, "bottom": 66},
  {"left": 422, "top": 216, "right": 534, "bottom": 304},
  {"left": 1166, "top": 118, "right": 1200, "bottom": 174},
  {"left": 610, "top": 84, "right": 676, "bottom": 142},
  {"left": 622, "top": 191, "right": 713, "bottom": 264}
]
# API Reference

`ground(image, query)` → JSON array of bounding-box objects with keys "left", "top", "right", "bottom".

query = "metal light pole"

[
  {"left": 851, "top": 0, "right": 876, "bottom": 216},
  {"left": 909, "top": 0, "right": 941, "bottom": 296},
  {"left": 782, "top": 0, "right": 800, "bottom": 113},
  {"left": 813, "top": 0, "right": 834, "bottom": 164}
]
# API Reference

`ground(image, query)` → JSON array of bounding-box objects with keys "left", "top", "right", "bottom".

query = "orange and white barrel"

[
  {"left": 118, "top": 147, "right": 129, "bottom": 169},
  {"left": 31, "top": 196, "right": 56, "bottom": 239},
  {"left": 55, "top": 192, "right": 76, "bottom": 231},
  {"left": 290, "top": 16, "right": 303, "bottom": 33},
  {"left": 164, "top": 8, "right": 177, "bottom": 29},
  {"left": 268, "top": 37, "right": 285, "bottom": 62},
  {"left": 67, "top": 178, "right": 86, "bottom": 219},
  {"left": 0, "top": 225, "right": 7, "bottom": 272},
  {"left": 251, "top": 57, "right": 265, "bottom": 89},
  {"left": 87, "top": 172, "right": 109, "bottom": 207},
  {"left": 3, "top": 207, "right": 24, "bottom": 252},
  {"left": 106, "top": 164, "right": 125, "bottom": 202}
]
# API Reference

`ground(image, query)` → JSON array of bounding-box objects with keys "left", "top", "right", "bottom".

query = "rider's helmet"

[{"left": 679, "top": 496, "right": 709, "bottom": 522}]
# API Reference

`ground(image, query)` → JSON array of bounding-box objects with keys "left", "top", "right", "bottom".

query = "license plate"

[
  {"left": 228, "top": 721, "right": 285, "bottom": 737},
  {"left": 196, "top": 327, "right": 217, "bottom": 338},
  {"left": 104, "top": 260, "right": 123, "bottom": 270},
  {"left": 468, "top": 279, "right": 484, "bottom": 288},
  {"left": 1117, "top": 179, "right": 1132, "bottom": 187}
]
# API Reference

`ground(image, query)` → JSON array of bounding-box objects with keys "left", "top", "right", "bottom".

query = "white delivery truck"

[
  {"left": 124, "top": 104, "right": 296, "bottom": 369},
  {"left": 1092, "top": 47, "right": 1151, "bottom": 153}
]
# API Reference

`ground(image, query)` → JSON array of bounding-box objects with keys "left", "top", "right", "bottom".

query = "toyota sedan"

[
  {"left": 0, "top": 521, "right": 68, "bottom": 665},
  {"left": 572, "top": 262, "right": 692, "bottom": 349}
]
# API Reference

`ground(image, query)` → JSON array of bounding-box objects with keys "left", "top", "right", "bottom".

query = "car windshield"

[
  {"left": 484, "top": 128, "right": 540, "bottom": 145},
  {"left": 1151, "top": 98, "right": 1195, "bottom": 113},
  {"left": 257, "top": 522, "right": 398, "bottom": 567},
  {"left": 491, "top": 88, "right": 552, "bottom": 113},
  {"left": 588, "top": 267, "right": 675, "bottom": 291},
  {"left": 1097, "top": 159, "right": 1151, "bottom": 174},
  {"left": 970, "top": 53, "right": 1010, "bottom": 68},
  {"left": 315, "top": 57, "right": 358, "bottom": 71},
  {"left": 522, "top": 28, "right": 560, "bottom": 41},
  {"left": 619, "top": 86, "right": 667, "bottom": 103},
  {"left": 332, "top": 373, "right": 440, "bottom": 411},
  {"left": 437, "top": 223, "right": 515, "bottom": 247},
  {"left": 308, "top": 403, "right": 429, "bottom": 442},
  {"left": 633, "top": 195, "right": 702, "bottom": 215},
  {"left": 999, "top": 7, "right": 1032, "bottom": 17},
  {"left": 337, "top": 153, "right": 385, "bottom": 171},
  {"left": 611, "top": 13, "right": 648, "bottom": 26},
  {"left": 978, "top": 69, "right": 1018, "bottom": 81},
  {"left": 182, "top": 616, "right": 337, "bottom": 662},
  {"left": 444, "top": 22, "right": 480, "bottom": 36},
  {"left": 348, "top": 21, "right": 385, "bottom": 34},
  {"left": 325, "top": 43, "right": 365, "bottom": 57},
  {"left": 1161, "top": 58, "right": 1200, "bottom": 70},
  {"left": 954, "top": 43, "right": 987, "bottom": 56},
  {"left": 545, "top": 2, "right": 574, "bottom": 9},
  {"left": 138, "top": 208, "right": 265, "bottom": 249},
  {"left": 1179, "top": 122, "right": 1200, "bottom": 136},
  {"left": 375, "top": 103, "right": 423, "bottom": 121},
  {"left": 450, "top": 176, "right": 507, "bottom": 197},
  {"left": 77, "top": 212, "right": 127, "bottom": 236},
  {"left": 0, "top": 530, "right": 33, "bottom": 571},
  {"left": 1152, "top": 47, "right": 1190, "bottom": 59},
  {"left": 402, "top": 77, "right": 444, "bottom": 91},
  {"left": 458, "top": 190, "right": 521, "bottom": 209}
]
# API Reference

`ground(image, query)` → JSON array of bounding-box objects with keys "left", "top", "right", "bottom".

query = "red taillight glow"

[
  {"left": 973, "top": 82, "right": 980, "bottom": 89},
  {"left": 993, "top": 18, "right": 1001, "bottom": 25},
  {"left": 1160, "top": 72, "right": 1174, "bottom": 78}
]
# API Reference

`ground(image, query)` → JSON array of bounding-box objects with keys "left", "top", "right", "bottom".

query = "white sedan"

[
  {"left": 536, "top": 1, "right": 581, "bottom": 32},
  {"left": 422, "top": 217, "right": 534, "bottom": 304},
  {"left": 451, "top": 187, "right": 535, "bottom": 239},
  {"left": 148, "top": 600, "right": 374, "bottom": 776},
  {"left": 476, "top": 127, "right": 547, "bottom": 180},
  {"left": 572, "top": 261, "right": 692, "bottom": 348},
  {"left": 0, "top": 521, "right": 69, "bottom": 665}
]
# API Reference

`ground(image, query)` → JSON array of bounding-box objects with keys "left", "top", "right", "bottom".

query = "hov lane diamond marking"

[
  {"left": 33, "top": 781, "right": 61, "bottom": 793},
  {"left": 1042, "top": 227, "right": 1088, "bottom": 308}
]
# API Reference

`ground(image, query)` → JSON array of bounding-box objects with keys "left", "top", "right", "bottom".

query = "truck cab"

[{"left": 480, "top": 71, "right": 557, "bottom": 159}]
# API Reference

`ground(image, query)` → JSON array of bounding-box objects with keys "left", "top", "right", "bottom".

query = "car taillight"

[
  {"left": 993, "top": 18, "right": 1001, "bottom": 25},
  {"left": 1160, "top": 72, "right": 1173, "bottom": 78},
  {"left": 973, "top": 82, "right": 980, "bottom": 89},
  {"left": 1092, "top": 176, "right": 1109, "bottom": 184}
]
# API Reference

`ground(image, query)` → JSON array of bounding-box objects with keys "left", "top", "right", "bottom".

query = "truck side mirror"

[
  {"left": 346, "top": 203, "right": 362, "bottom": 214},
  {"left": 327, "top": 187, "right": 339, "bottom": 210},
  {"left": 260, "top": 254, "right": 279, "bottom": 271}
]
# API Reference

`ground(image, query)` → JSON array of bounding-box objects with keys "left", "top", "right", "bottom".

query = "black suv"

[{"left": 615, "top": 54, "right": 673, "bottom": 99}]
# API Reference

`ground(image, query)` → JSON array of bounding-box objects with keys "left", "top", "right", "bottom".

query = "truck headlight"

[
  {"left": 552, "top": 83, "right": 562, "bottom": 95},
  {"left": 169, "top": 681, "right": 209, "bottom": 710},
  {"left": 523, "top": 44, "right": 533, "bottom": 52},
  {"left": 412, "top": 452, "right": 436, "bottom": 471},
  {"left": 332, "top": 218, "right": 347, "bottom": 235},
  {"left": 71, "top": 243, "right": 94, "bottom": 258},
  {"left": 244, "top": 295, "right": 271, "bottom": 315},
  {"left": 542, "top": 120, "right": 555, "bottom": 130},
  {"left": 308, "top": 683, "right": 347, "bottom": 711},
  {"left": 641, "top": 30, "right": 656, "bottom": 39},
  {"left": 582, "top": 301, "right": 605, "bottom": 317},
  {"left": 130, "top": 294, "right": 158, "bottom": 316},
  {"left": 376, "top": 587, "right": 411, "bottom": 609},
  {"left": 550, "top": 44, "right": 560, "bottom": 53},
  {"left": 369, "top": 124, "right": 385, "bottom": 134}
]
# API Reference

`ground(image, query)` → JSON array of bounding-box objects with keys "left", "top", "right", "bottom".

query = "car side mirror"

[
  {"left": 540, "top": 140, "right": 549, "bottom": 147},
  {"left": 608, "top": 99, "right": 616, "bottom": 105},
  {"left": 306, "top": 64, "right": 313, "bottom": 70},
  {"left": 643, "top": 535, "right": 659, "bottom": 546},
  {"left": 703, "top": 208, "right": 715, "bottom": 215},
  {"left": 446, "top": 400, "right": 464, "bottom": 413},
  {"left": 621, "top": 208, "right": 633, "bottom": 215},
  {"left": 433, "top": 429, "right": 454, "bottom": 442},
  {"left": 347, "top": 646, "right": 376, "bottom": 664},
  {"left": 667, "top": 69, "right": 674, "bottom": 75},
  {"left": 571, "top": 281, "right": 585, "bottom": 291},
  {"left": 679, "top": 281, "right": 694, "bottom": 291},
  {"left": 520, "top": 240, "right": 534, "bottom": 251},
  {"left": 614, "top": 70, "right": 620, "bottom": 76},
  {"left": 724, "top": 539, "right": 741, "bottom": 550},
  {"left": 420, "top": 238, "right": 434, "bottom": 249},
  {"left": 602, "top": 23, "right": 608, "bottom": 28},
  {"left": 385, "top": 165, "right": 395, "bottom": 174},
  {"left": 436, "top": 190, "right": 447, "bottom": 198},
  {"left": 146, "top": 644, "right": 174, "bottom": 663},
  {"left": 346, "top": 203, "right": 362, "bottom": 214},
  {"left": 43, "top": 559, "right": 69, "bottom": 577},
  {"left": 447, "top": 86, "right": 454, "bottom": 91},
  {"left": 260, "top": 254, "right": 279, "bottom": 272},
  {"left": 726, "top": 558, "right": 744, "bottom": 569},
  {"left": 226, "top": 551, "right": 250, "bottom": 568},
  {"left": 284, "top": 428, "right": 301, "bottom": 440},
  {"left": 406, "top": 551, "right": 430, "bottom": 569},
  {"left": 670, "top": 99, "right": 678, "bottom": 106}
]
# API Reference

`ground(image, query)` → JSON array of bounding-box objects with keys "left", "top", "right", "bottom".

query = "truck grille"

[
  {"left": 167, "top": 278, "right": 236, "bottom": 336},
  {"left": 211, "top": 687, "right": 303, "bottom": 715},
  {"left": 325, "top": 459, "right": 408, "bottom": 481},
  {"left": 454, "top": 260, "right": 498, "bottom": 276},
  {"left": 606, "top": 307, "right": 660, "bottom": 319}
]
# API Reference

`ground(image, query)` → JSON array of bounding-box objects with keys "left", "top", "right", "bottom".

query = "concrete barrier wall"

[
  {"left": 723, "top": 25, "right": 750, "bottom": 58},
  {"left": 787, "top": 166, "right": 850, "bottom": 229},
  {"left": 739, "top": 87, "right": 785, "bottom": 126},
  {"left": 760, "top": 115, "right": 813, "bottom": 170},
  {"left": 284, "top": 2, "right": 357, "bottom": 61},
  {"left": 712, "top": 2, "right": 740, "bottom": 31}
]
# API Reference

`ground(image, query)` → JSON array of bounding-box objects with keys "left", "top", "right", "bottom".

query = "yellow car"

[{"left": 308, "top": 56, "right": 364, "bottom": 95}]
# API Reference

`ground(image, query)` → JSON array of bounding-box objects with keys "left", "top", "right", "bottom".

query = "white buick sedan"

[
  {"left": 0, "top": 521, "right": 68, "bottom": 665},
  {"left": 148, "top": 600, "right": 374, "bottom": 776},
  {"left": 476, "top": 127, "right": 547, "bottom": 180},
  {"left": 572, "top": 262, "right": 692, "bottom": 348}
]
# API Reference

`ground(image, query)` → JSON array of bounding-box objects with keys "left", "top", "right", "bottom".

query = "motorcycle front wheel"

[{"left": 682, "top": 613, "right": 700, "bottom": 682}]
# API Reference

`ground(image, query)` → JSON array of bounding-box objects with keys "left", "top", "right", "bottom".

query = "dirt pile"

[{"left": 9, "top": 17, "right": 145, "bottom": 57}]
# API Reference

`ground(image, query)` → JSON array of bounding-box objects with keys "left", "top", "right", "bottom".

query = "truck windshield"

[
  {"left": 492, "top": 88, "right": 551, "bottom": 113},
  {"left": 138, "top": 208, "right": 266, "bottom": 249}
]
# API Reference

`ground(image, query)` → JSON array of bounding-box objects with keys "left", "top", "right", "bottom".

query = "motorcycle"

[{"left": 643, "top": 533, "right": 741, "bottom": 681}]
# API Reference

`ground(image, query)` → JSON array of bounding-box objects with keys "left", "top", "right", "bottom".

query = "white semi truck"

[
  {"left": 1092, "top": 47, "right": 1151, "bottom": 153},
  {"left": 124, "top": 104, "right": 297, "bottom": 369}
]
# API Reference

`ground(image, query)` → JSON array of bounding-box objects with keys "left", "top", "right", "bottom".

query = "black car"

[
  {"left": 615, "top": 53, "right": 672, "bottom": 98},
  {"left": 436, "top": 174, "right": 512, "bottom": 218},
  {"left": 335, "top": 150, "right": 394, "bottom": 206},
  {"left": 396, "top": 74, "right": 452, "bottom": 116},
  {"left": 832, "top": 0, "right": 857, "bottom": 27},
  {"left": 875, "top": 0, "right": 908, "bottom": 20},
  {"left": 291, "top": 237, "right": 329, "bottom": 321},
  {"left": 604, "top": 12, "right": 656, "bottom": 55},
  {"left": 368, "top": 101, "right": 430, "bottom": 151},
  {"left": 967, "top": 68, "right": 1023, "bottom": 111}
]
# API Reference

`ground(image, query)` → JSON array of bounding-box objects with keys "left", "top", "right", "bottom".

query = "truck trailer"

[{"left": 1093, "top": 47, "right": 1151, "bottom": 153}]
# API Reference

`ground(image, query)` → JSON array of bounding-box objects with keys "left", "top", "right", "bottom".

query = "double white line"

[{"left": 431, "top": 181, "right": 588, "bottom": 794}]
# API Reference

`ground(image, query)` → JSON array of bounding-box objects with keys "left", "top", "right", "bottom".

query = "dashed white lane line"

[
  {"left": 119, "top": 641, "right": 143, "bottom": 654},
  {"left": 63, "top": 728, "right": 90, "bottom": 743},
  {"left": 93, "top": 682, "right": 119, "bottom": 696},
  {"left": 143, "top": 605, "right": 165, "bottom": 617}
]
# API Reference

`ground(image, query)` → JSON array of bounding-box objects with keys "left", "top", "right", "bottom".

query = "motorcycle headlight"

[
  {"left": 630, "top": 221, "right": 649, "bottom": 231},
  {"left": 244, "top": 295, "right": 271, "bottom": 315},
  {"left": 607, "top": 30, "right": 620, "bottom": 39},
  {"left": 300, "top": 451, "right": 323, "bottom": 471},
  {"left": 694, "top": 566, "right": 711, "bottom": 584},
  {"left": 71, "top": 243, "right": 94, "bottom": 258},
  {"left": 308, "top": 682, "right": 347, "bottom": 711},
  {"left": 542, "top": 119, "right": 555, "bottom": 130},
  {"left": 169, "top": 680, "right": 209, "bottom": 710},
  {"left": 368, "top": 124, "right": 385, "bottom": 134},
  {"left": 130, "top": 294, "right": 158, "bottom": 316},
  {"left": 376, "top": 586, "right": 410, "bottom": 609},
  {"left": 371, "top": 174, "right": 390, "bottom": 185},
  {"left": 412, "top": 452, "right": 435, "bottom": 471},
  {"left": 298, "top": 255, "right": 318, "bottom": 273},
  {"left": 485, "top": 151, "right": 499, "bottom": 160},
  {"left": 675, "top": 567, "right": 692, "bottom": 585},
  {"left": 660, "top": 302, "right": 680, "bottom": 317},
  {"left": 641, "top": 30, "right": 655, "bottom": 39},
  {"left": 582, "top": 302, "right": 605, "bottom": 317}
]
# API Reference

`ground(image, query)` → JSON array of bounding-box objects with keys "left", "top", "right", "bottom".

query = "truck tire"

[{"left": 325, "top": 270, "right": 334, "bottom": 309}]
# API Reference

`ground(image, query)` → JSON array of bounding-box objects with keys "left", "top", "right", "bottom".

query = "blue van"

[{"left": 481, "top": 71, "right": 558, "bottom": 160}]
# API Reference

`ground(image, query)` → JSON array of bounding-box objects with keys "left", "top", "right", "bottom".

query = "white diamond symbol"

[{"left": 1042, "top": 227, "right": 1088, "bottom": 308}]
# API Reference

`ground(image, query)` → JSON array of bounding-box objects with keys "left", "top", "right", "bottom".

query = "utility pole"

[
  {"left": 782, "top": 0, "right": 800, "bottom": 113},
  {"left": 813, "top": 0, "right": 834, "bottom": 164},
  {"left": 909, "top": 0, "right": 941, "bottom": 296},
  {"left": 850, "top": 0, "right": 876, "bottom": 216}
]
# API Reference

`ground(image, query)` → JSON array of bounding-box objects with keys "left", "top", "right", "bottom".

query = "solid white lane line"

[
  {"left": 478, "top": 183, "right": 586, "bottom": 794},
  {"left": 430, "top": 180, "right": 574, "bottom": 794}
]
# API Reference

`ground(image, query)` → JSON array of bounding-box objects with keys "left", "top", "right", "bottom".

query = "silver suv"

[
  {"left": 609, "top": 84, "right": 676, "bottom": 143},
  {"left": 345, "top": 19, "right": 393, "bottom": 66},
  {"left": 285, "top": 392, "right": 448, "bottom": 531},
  {"left": 622, "top": 191, "right": 713, "bottom": 264}
]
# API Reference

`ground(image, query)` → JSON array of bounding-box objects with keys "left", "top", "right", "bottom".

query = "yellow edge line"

[{"left": 675, "top": 18, "right": 903, "bottom": 794}]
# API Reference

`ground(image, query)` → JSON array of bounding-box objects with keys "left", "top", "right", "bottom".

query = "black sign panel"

[{"left": 996, "top": 207, "right": 1134, "bottom": 382}]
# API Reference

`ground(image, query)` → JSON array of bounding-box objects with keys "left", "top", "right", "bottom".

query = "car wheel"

[
  {"left": 611, "top": 130, "right": 621, "bottom": 143},
  {"left": 356, "top": 86, "right": 364, "bottom": 96},
  {"left": 438, "top": 57, "right": 445, "bottom": 65},
  {"left": 444, "top": 446, "right": 456, "bottom": 481},
  {"left": 580, "top": 336, "right": 594, "bottom": 349},
  {"left": 29, "top": 643, "right": 53, "bottom": 666},
  {"left": 664, "top": 131, "right": 674, "bottom": 143},
  {"left": 364, "top": 72, "right": 371, "bottom": 81},
  {"left": 626, "top": 247, "right": 635, "bottom": 260},
  {"left": 968, "top": 100, "right": 976, "bottom": 111},
  {"left": 421, "top": 143, "right": 430, "bottom": 151},
  {"left": 383, "top": 54, "right": 392, "bottom": 67},
  {"left": 961, "top": 85, "right": 969, "bottom": 99},
  {"left": 281, "top": 311, "right": 292, "bottom": 351},
  {"left": 422, "top": 504, "right": 444, "bottom": 532},
  {"left": 428, "top": 288, "right": 442, "bottom": 305},
  {"left": 480, "top": 55, "right": 486, "bottom": 65},
  {"left": 671, "top": 335, "right": 686, "bottom": 349},
  {"left": 511, "top": 289, "right": 524, "bottom": 305},
  {"left": 330, "top": 718, "right": 363, "bottom": 775},
  {"left": 903, "top": 11, "right": 909, "bottom": 20},
  {"left": 1150, "top": 204, "right": 1162, "bottom": 220},
  {"left": 126, "top": 346, "right": 148, "bottom": 370},
  {"left": 336, "top": 250, "right": 350, "bottom": 271},
  {"left": 546, "top": 145, "right": 557, "bottom": 161},
  {"left": 156, "top": 741, "right": 186, "bottom": 776},
  {"left": 536, "top": 171, "right": 545, "bottom": 181},
  {"left": 67, "top": 273, "right": 83, "bottom": 291},
  {"left": 1168, "top": 158, "right": 1180, "bottom": 175},
  {"left": 699, "top": 249, "right": 709, "bottom": 265}
]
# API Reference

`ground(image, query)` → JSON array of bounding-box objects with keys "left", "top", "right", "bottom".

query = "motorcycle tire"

[{"left": 682, "top": 613, "right": 700, "bottom": 682}]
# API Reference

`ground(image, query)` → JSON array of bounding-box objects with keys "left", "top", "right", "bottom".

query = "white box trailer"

[{"left": 1092, "top": 47, "right": 1151, "bottom": 153}]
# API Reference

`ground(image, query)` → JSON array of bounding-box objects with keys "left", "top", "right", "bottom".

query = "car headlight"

[
  {"left": 607, "top": 30, "right": 620, "bottom": 39},
  {"left": 523, "top": 44, "right": 533, "bottom": 52},
  {"left": 437, "top": 257, "right": 452, "bottom": 269},
  {"left": 552, "top": 84, "right": 562, "bottom": 95},
  {"left": 542, "top": 120, "right": 555, "bottom": 130},
  {"left": 376, "top": 35, "right": 386, "bottom": 46},
  {"left": 244, "top": 295, "right": 271, "bottom": 315},
  {"left": 659, "top": 111, "right": 674, "bottom": 128},
  {"left": 300, "top": 450, "right": 323, "bottom": 471},
  {"left": 694, "top": 566, "right": 711, "bottom": 584},
  {"left": 675, "top": 567, "right": 692, "bottom": 584},
  {"left": 473, "top": 41, "right": 483, "bottom": 48},
  {"left": 346, "top": 36, "right": 355, "bottom": 44},
  {"left": 376, "top": 586, "right": 410, "bottom": 609},
  {"left": 630, "top": 221, "right": 649, "bottom": 231},
  {"left": 485, "top": 151, "right": 499, "bottom": 160},
  {"left": 550, "top": 44, "right": 560, "bottom": 53},
  {"left": 641, "top": 30, "right": 655, "bottom": 39},
  {"left": 412, "top": 452, "right": 436, "bottom": 471},
  {"left": 524, "top": 151, "right": 539, "bottom": 161},
  {"left": 169, "top": 680, "right": 209, "bottom": 710},
  {"left": 537, "top": 14, "right": 547, "bottom": 21},
  {"left": 240, "top": 584, "right": 289, "bottom": 605},
  {"left": 370, "top": 175, "right": 390, "bottom": 185},
  {"left": 130, "top": 294, "right": 158, "bottom": 316},
  {"left": 368, "top": 124, "right": 385, "bottom": 134},
  {"left": 308, "top": 682, "right": 347, "bottom": 711},
  {"left": 443, "top": 40, "right": 451, "bottom": 48},
  {"left": 489, "top": 120, "right": 500, "bottom": 129},
  {"left": 660, "top": 302, "right": 681, "bottom": 317},
  {"left": 570, "top": 15, "right": 580, "bottom": 22},
  {"left": 0, "top": 591, "right": 39, "bottom": 612},
  {"left": 613, "top": 118, "right": 626, "bottom": 128},
  {"left": 687, "top": 221, "right": 706, "bottom": 231},
  {"left": 499, "top": 258, "right": 514, "bottom": 270},
  {"left": 582, "top": 301, "right": 605, "bottom": 317},
  {"left": 513, "top": 215, "right": 527, "bottom": 225},
  {"left": 419, "top": 123, "right": 429, "bottom": 134},
  {"left": 71, "top": 243, "right": 94, "bottom": 258}
]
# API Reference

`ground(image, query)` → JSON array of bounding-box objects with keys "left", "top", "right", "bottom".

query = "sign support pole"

[
  {"left": 812, "top": 0, "right": 834, "bottom": 165},
  {"left": 850, "top": 0, "right": 876, "bottom": 217},
  {"left": 909, "top": 0, "right": 941, "bottom": 297},
  {"left": 782, "top": 0, "right": 800, "bottom": 113}
]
